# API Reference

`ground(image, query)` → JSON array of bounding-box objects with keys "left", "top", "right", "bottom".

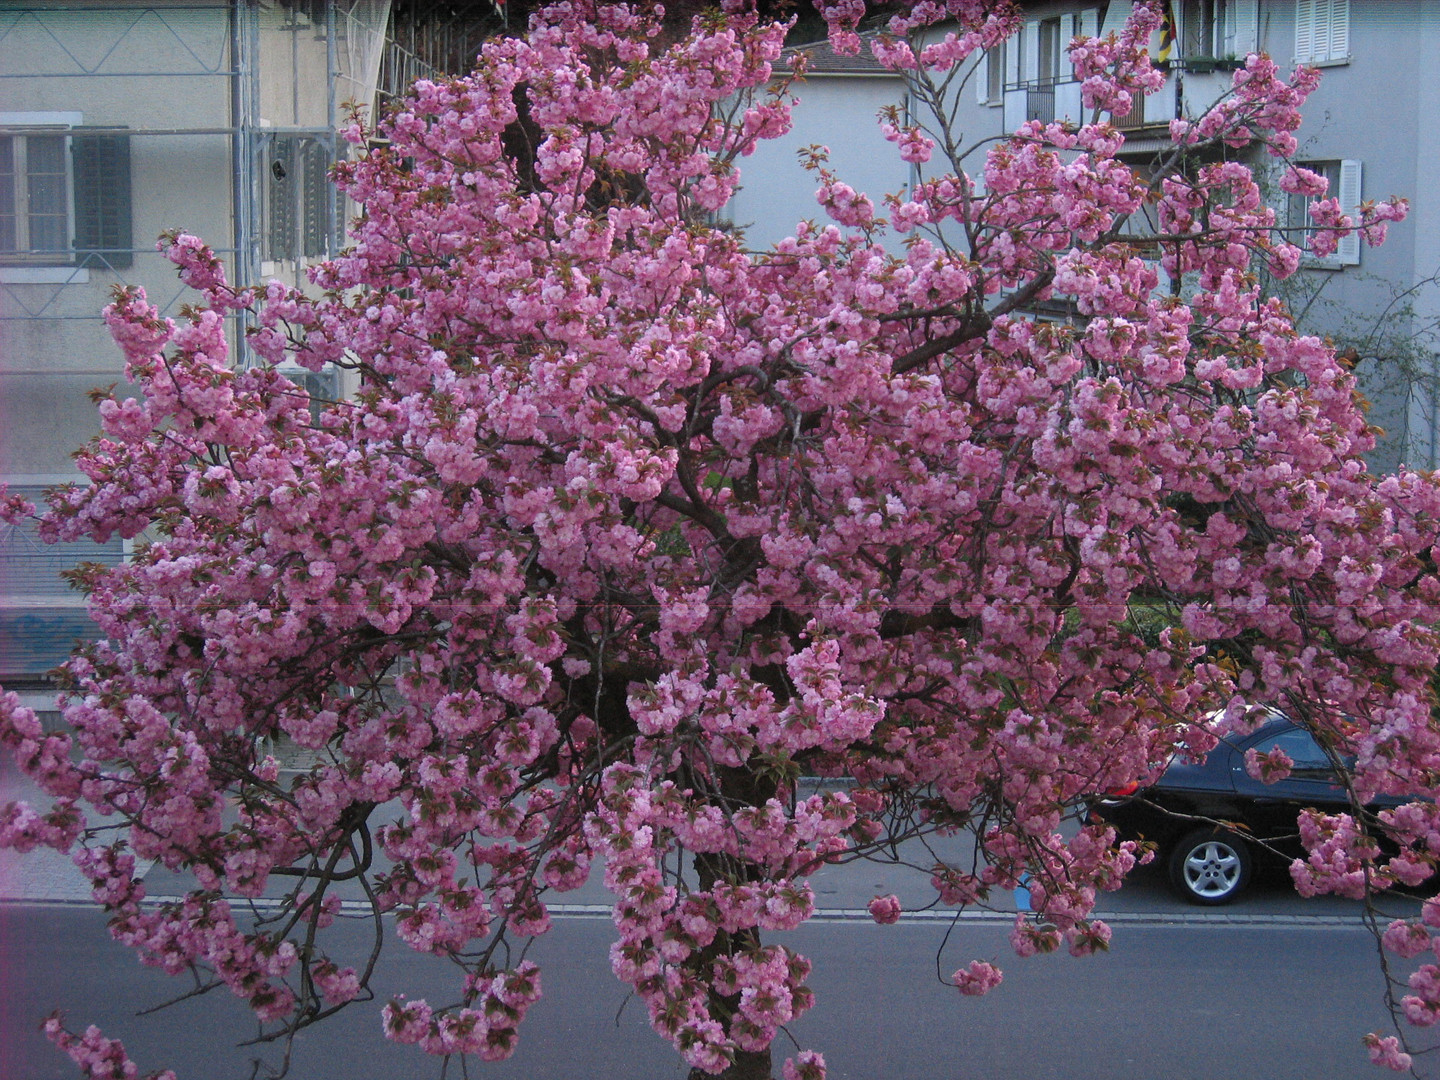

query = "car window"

[{"left": 1251, "top": 728, "right": 1331, "bottom": 772}]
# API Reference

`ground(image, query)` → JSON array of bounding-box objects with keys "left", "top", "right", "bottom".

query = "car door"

[{"left": 1227, "top": 724, "right": 1349, "bottom": 851}]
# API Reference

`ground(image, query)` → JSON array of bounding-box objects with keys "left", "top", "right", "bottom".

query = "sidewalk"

[
  {"left": 5, "top": 749, "right": 1387, "bottom": 922},
  {"left": 3, "top": 751, "right": 1012, "bottom": 915},
  {"left": 0, "top": 753, "right": 99, "bottom": 902}
]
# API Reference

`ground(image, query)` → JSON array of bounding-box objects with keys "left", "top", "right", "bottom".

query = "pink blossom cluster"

[
  {"left": 1068, "top": 1, "right": 1167, "bottom": 116},
  {"left": 381, "top": 961, "right": 540, "bottom": 1059},
  {"left": 45, "top": 1016, "right": 178, "bottom": 1080},
  {"left": 1364, "top": 1032, "right": 1414, "bottom": 1072},
  {"left": 952, "top": 959, "right": 1004, "bottom": 996}
]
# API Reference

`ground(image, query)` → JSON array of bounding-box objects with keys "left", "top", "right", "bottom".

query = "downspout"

[
  {"left": 229, "top": 0, "right": 250, "bottom": 366},
  {"left": 326, "top": 0, "right": 339, "bottom": 257},
  {"left": 1430, "top": 353, "right": 1438, "bottom": 469}
]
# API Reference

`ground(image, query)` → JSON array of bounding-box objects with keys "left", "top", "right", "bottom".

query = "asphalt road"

[
  {"left": 2, "top": 891, "right": 1433, "bottom": 1080},
  {"left": 5, "top": 753, "right": 1435, "bottom": 1079}
]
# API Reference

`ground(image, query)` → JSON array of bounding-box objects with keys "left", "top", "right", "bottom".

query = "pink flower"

[
  {"left": 1363, "top": 1033, "right": 1413, "bottom": 1071},
  {"left": 953, "top": 960, "right": 1004, "bottom": 996},
  {"left": 4, "top": 6, "right": 1432, "bottom": 1077},
  {"left": 867, "top": 894, "right": 902, "bottom": 924},
  {"left": 783, "top": 1050, "right": 828, "bottom": 1080}
]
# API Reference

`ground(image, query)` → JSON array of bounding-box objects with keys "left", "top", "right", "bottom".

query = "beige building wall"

[{"left": 0, "top": 0, "right": 393, "bottom": 681}]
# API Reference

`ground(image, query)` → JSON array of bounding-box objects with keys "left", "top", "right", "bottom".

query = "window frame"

[
  {"left": 276, "top": 364, "right": 341, "bottom": 426},
  {"left": 1286, "top": 158, "right": 1363, "bottom": 268},
  {"left": 262, "top": 129, "right": 338, "bottom": 267},
  {"left": 978, "top": 44, "right": 1005, "bottom": 106},
  {"left": 1181, "top": 0, "right": 1223, "bottom": 58},
  {"left": 0, "top": 111, "right": 132, "bottom": 272},
  {"left": 1295, "top": 0, "right": 1350, "bottom": 66},
  {"left": 0, "top": 112, "right": 81, "bottom": 268},
  {"left": 1036, "top": 16, "right": 1064, "bottom": 87}
]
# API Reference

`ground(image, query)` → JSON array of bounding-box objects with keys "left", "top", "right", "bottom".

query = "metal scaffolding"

[{"left": 0, "top": 0, "right": 500, "bottom": 325}]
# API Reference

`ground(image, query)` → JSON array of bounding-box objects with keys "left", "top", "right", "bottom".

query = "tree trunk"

[
  {"left": 688, "top": 1045, "right": 772, "bottom": 1080},
  {"left": 684, "top": 762, "right": 782, "bottom": 1080}
]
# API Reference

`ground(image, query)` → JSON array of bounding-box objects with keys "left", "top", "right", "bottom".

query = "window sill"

[{"left": 0, "top": 266, "right": 90, "bottom": 284}]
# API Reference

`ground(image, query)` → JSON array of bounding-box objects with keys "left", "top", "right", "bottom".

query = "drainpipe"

[
  {"left": 229, "top": 0, "right": 250, "bottom": 365},
  {"left": 326, "top": 0, "right": 339, "bottom": 258}
]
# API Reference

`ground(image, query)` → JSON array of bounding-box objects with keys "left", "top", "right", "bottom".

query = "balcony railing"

[
  {"left": 1024, "top": 80, "right": 1056, "bottom": 125},
  {"left": 1111, "top": 93, "right": 1146, "bottom": 131}
]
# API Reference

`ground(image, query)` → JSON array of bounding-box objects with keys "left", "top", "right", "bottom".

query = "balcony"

[
  {"left": 1109, "top": 79, "right": 1181, "bottom": 134},
  {"left": 1001, "top": 79, "right": 1085, "bottom": 133},
  {"left": 1025, "top": 80, "right": 1056, "bottom": 125},
  {"left": 1111, "top": 92, "right": 1146, "bottom": 131}
]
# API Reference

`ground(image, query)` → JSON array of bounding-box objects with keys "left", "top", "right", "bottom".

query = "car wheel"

[{"left": 1168, "top": 828, "right": 1252, "bottom": 905}]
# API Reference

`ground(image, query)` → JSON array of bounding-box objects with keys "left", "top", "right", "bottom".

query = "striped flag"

[{"left": 1156, "top": 1, "right": 1178, "bottom": 61}]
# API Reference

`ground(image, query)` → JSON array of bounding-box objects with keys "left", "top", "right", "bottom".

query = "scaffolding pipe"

[
  {"left": 326, "top": 0, "right": 341, "bottom": 259},
  {"left": 0, "top": 71, "right": 239, "bottom": 78}
]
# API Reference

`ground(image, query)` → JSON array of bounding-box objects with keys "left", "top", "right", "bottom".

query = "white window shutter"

[
  {"left": 1327, "top": 0, "right": 1351, "bottom": 62},
  {"left": 977, "top": 49, "right": 991, "bottom": 102},
  {"left": 1336, "top": 158, "right": 1362, "bottom": 265},
  {"left": 1021, "top": 21, "right": 1039, "bottom": 82},
  {"left": 1098, "top": 2, "right": 1133, "bottom": 39},
  {"left": 1295, "top": 0, "right": 1317, "bottom": 63},
  {"left": 1070, "top": 9, "right": 1099, "bottom": 82},
  {"left": 1225, "top": 0, "right": 1259, "bottom": 57}
]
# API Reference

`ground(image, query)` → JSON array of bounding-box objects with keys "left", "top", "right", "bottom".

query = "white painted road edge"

[{"left": 0, "top": 895, "right": 1374, "bottom": 929}]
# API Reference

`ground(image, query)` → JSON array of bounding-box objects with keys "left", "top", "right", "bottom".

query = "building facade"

[
  {"left": 729, "top": 1, "right": 1440, "bottom": 473},
  {"left": 0, "top": 0, "right": 494, "bottom": 688}
]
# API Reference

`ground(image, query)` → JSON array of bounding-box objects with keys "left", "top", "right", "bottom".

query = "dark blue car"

[{"left": 1086, "top": 713, "right": 1397, "bottom": 905}]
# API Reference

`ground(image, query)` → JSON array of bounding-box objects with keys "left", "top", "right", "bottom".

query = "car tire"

[{"left": 1168, "top": 828, "right": 1252, "bottom": 905}]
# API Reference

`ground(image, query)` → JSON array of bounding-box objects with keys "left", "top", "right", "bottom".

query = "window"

[
  {"left": 977, "top": 45, "right": 1004, "bottom": 105},
  {"left": 263, "top": 131, "right": 335, "bottom": 263},
  {"left": 0, "top": 134, "right": 68, "bottom": 261},
  {"left": 1181, "top": 0, "right": 1222, "bottom": 57},
  {"left": 1005, "top": 9, "right": 1100, "bottom": 91},
  {"left": 1167, "top": 2, "right": 1260, "bottom": 62},
  {"left": 0, "top": 487, "right": 124, "bottom": 682},
  {"left": 1036, "top": 17, "right": 1063, "bottom": 86},
  {"left": 0, "top": 116, "right": 131, "bottom": 269},
  {"left": 994, "top": 10, "right": 1099, "bottom": 122},
  {"left": 1295, "top": 0, "right": 1349, "bottom": 64},
  {"left": 279, "top": 366, "right": 340, "bottom": 426},
  {"left": 1250, "top": 728, "right": 1333, "bottom": 774},
  {"left": 1286, "top": 159, "right": 1362, "bottom": 266}
]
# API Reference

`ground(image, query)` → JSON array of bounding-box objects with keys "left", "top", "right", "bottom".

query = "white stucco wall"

[{"left": 724, "top": 73, "right": 909, "bottom": 252}]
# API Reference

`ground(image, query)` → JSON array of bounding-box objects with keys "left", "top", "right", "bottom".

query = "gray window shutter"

[
  {"left": 71, "top": 127, "right": 132, "bottom": 269},
  {"left": 1295, "top": 0, "right": 1317, "bottom": 63},
  {"left": 302, "top": 135, "right": 329, "bottom": 258},
  {"left": 267, "top": 135, "right": 298, "bottom": 261},
  {"left": 1326, "top": 0, "right": 1351, "bottom": 62}
]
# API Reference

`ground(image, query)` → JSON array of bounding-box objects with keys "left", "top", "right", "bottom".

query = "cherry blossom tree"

[{"left": 2, "top": 2, "right": 1437, "bottom": 1078}]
